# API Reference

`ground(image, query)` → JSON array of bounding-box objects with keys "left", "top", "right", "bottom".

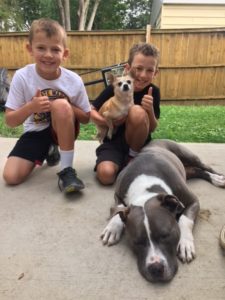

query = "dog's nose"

[
  {"left": 147, "top": 262, "right": 164, "bottom": 278},
  {"left": 122, "top": 84, "right": 129, "bottom": 91}
]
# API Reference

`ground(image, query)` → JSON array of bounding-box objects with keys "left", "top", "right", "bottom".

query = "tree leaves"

[{"left": 0, "top": 0, "right": 153, "bottom": 31}]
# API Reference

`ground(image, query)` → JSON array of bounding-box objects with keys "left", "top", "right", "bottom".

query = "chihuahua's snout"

[{"left": 122, "top": 83, "right": 130, "bottom": 91}]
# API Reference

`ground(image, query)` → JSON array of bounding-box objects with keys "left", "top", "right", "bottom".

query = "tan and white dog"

[{"left": 96, "top": 73, "right": 134, "bottom": 143}]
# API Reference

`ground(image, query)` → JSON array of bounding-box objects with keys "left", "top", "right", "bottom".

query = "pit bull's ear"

[
  {"left": 110, "top": 205, "right": 130, "bottom": 223},
  {"left": 118, "top": 207, "right": 130, "bottom": 223},
  {"left": 160, "top": 195, "right": 185, "bottom": 215}
]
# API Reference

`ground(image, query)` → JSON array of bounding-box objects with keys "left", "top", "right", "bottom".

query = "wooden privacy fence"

[{"left": 0, "top": 26, "right": 225, "bottom": 104}]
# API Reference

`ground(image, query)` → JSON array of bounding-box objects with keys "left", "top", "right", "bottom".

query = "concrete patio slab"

[{"left": 0, "top": 138, "right": 225, "bottom": 300}]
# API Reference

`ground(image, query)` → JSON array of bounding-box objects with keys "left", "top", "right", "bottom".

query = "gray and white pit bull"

[{"left": 100, "top": 139, "right": 225, "bottom": 283}]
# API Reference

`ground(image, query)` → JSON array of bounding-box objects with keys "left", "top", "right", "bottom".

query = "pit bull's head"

[{"left": 118, "top": 194, "right": 184, "bottom": 283}]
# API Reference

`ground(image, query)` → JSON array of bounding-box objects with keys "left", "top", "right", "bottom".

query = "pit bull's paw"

[
  {"left": 177, "top": 238, "right": 196, "bottom": 263},
  {"left": 209, "top": 173, "right": 225, "bottom": 188},
  {"left": 178, "top": 215, "right": 195, "bottom": 263},
  {"left": 100, "top": 214, "right": 124, "bottom": 246}
]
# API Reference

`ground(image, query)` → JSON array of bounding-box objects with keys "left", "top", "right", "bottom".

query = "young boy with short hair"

[
  {"left": 91, "top": 42, "right": 160, "bottom": 185},
  {"left": 3, "top": 18, "right": 91, "bottom": 194}
]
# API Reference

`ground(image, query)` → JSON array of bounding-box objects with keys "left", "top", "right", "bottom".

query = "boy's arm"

[
  {"left": 141, "top": 86, "right": 160, "bottom": 133},
  {"left": 71, "top": 105, "right": 90, "bottom": 124},
  {"left": 5, "top": 90, "right": 50, "bottom": 128},
  {"left": 90, "top": 106, "right": 108, "bottom": 127},
  {"left": 5, "top": 105, "right": 33, "bottom": 128},
  {"left": 90, "top": 85, "right": 114, "bottom": 126},
  {"left": 90, "top": 106, "right": 126, "bottom": 128}
]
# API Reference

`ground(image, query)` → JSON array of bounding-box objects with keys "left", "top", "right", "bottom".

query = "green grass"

[
  {"left": 1, "top": 105, "right": 225, "bottom": 142},
  {"left": 152, "top": 105, "right": 225, "bottom": 143},
  {"left": 0, "top": 111, "right": 23, "bottom": 137}
]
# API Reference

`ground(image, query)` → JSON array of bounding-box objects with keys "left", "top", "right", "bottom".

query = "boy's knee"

[
  {"left": 96, "top": 163, "right": 117, "bottom": 185},
  {"left": 126, "top": 106, "right": 149, "bottom": 135},
  {"left": 3, "top": 163, "right": 33, "bottom": 185},
  {"left": 51, "top": 99, "right": 73, "bottom": 120},
  {"left": 3, "top": 170, "right": 22, "bottom": 185},
  {"left": 128, "top": 105, "right": 147, "bottom": 125}
]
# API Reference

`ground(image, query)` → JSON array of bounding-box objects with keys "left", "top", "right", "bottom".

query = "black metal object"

[{"left": 80, "top": 62, "right": 127, "bottom": 87}]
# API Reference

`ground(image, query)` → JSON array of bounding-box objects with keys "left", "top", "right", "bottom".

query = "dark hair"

[
  {"left": 29, "top": 18, "right": 67, "bottom": 47},
  {"left": 127, "top": 42, "right": 160, "bottom": 66}
]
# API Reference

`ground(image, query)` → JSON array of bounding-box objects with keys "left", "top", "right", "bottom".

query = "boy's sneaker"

[
  {"left": 46, "top": 144, "right": 60, "bottom": 166},
  {"left": 57, "top": 167, "right": 85, "bottom": 194}
]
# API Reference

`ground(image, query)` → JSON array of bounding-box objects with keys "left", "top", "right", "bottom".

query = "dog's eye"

[
  {"left": 118, "top": 82, "right": 123, "bottom": 87},
  {"left": 159, "top": 232, "right": 171, "bottom": 241},
  {"left": 126, "top": 80, "right": 131, "bottom": 84}
]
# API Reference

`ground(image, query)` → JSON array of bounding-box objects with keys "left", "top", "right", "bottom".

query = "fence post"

[{"left": 146, "top": 24, "right": 151, "bottom": 43}]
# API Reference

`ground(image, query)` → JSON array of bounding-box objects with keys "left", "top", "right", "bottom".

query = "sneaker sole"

[{"left": 64, "top": 184, "right": 85, "bottom": 194}]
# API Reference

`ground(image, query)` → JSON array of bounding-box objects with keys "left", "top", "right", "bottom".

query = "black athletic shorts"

[
  {"left": 95, "top": 126, "right": 151, "bottom": 171},
  {"left": 8, "top": 127, "right": 54, "bottom": 165},
  {"left": 8, "top": 119, "right": 80, "bottom": 166},
  {"left": 95, "top": 130, "right": 129, "bottom": 171}
]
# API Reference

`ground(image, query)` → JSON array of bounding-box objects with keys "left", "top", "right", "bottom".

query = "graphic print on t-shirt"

[{"left": 33, "top": 88, "right": 70, "bottom": 124}]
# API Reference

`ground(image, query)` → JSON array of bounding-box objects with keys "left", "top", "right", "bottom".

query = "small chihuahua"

[{"left": 96, "top": 73, "right": 134, "bottom": 143}]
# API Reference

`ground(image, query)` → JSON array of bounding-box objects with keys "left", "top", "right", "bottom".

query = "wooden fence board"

[{"left": 0, "top": 27, "right": 225, "bottom": 104}]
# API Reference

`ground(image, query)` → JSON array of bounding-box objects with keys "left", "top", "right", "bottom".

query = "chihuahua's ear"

[
  {"left": 123, "top": 63, "right": 136, "bottom": 79},
  {"left": 128, "top": 67, "right": 136, "bottom": 79},
  {"left": 122, "top": 64, "right": 132, "bottom": 77},
  {"left": 107, "top": 73, "right": 116, "bottom": 85},
  {"left": 122, "top": 66, "right": 129, "bottom": 76},
  {"left": 122, "top": 64, "right": 136, "bottom": 79}
]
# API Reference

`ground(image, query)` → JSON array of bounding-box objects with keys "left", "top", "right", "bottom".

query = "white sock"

[
  {"left": 60, "top": 149, "right": 74, "bottom": 170},
  {"left": 129, "top": 148, "right": 138, "bottom": 158}
]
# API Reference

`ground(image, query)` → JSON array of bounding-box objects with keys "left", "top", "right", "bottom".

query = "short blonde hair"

[{"left": 29, "top": 18, "right": 67, "bottom": 47}]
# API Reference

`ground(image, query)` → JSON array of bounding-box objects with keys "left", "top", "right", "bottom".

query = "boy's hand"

[
  {"left": 141, "top": 87, "right": 153, "bottom": 113},
  {"left": 113, "top": 116, "right": 127, "bottom": 127},
  {"left": 31, "top": 89, "right": 50, "bottom": 113}
]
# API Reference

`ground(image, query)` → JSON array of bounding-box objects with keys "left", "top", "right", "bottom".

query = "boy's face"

[
  {"left": 27, "top": 31, "right": 69, "bottom": 80},
  {"left": 127, "top": 53, "right": 158, "bottom": 92}
]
